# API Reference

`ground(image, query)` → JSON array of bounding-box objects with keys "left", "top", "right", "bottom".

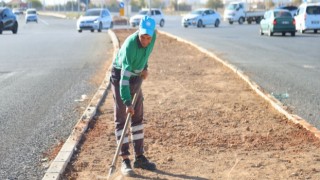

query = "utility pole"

[
  {"left": 86, "top": 0, "right": 88, "bottom": 10},
  {"left": 71, "top": 0, "right": 74, "bottom": 12},
  {"left": 125, "top": 0, "right": 130, "bottom": 28},
  {"left": 43, "top": 0, "right": 45, "bottom": 11},
  {"left": 78, "top": 0, "right": 80, "bottom": 15}
]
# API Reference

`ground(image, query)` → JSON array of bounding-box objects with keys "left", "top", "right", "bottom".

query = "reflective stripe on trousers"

[{"left": 110, "top": 73, "right": 144, "bottom": 156}]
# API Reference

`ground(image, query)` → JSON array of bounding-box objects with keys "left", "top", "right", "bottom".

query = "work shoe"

[
  {"left": 133, "top": 155, "right": 156, "bottom": 170},
  {"left": 121, "top": 159, "right": 135, "bottom": 176}
]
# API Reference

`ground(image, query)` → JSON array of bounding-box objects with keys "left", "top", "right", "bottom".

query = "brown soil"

[
  {"left": 113, "top": 16, "right": 129, "bottom": 26},
  {"left": 62, "top": 29, "right": 320, "bottom": 180}
]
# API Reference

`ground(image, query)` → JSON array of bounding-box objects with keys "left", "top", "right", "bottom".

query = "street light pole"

[
  {"left": 86, "top": 0, "right": 88, "bottom": 10},
  {"left": 43, "top": 0, "right": 45, "bottom": 11},
  {"left": 78, "top": 0, "right": 80, "bottom": 15}
]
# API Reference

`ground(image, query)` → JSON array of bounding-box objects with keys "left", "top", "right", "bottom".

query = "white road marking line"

[
  {"left": 0, "top": 72, "right": 16, "bottom": 82},
  {"left": 39, "top": 18, "right": 49, "bottom": 25},
  {"left": 303, "top": 65, "right": 315, "bottom": 69}
]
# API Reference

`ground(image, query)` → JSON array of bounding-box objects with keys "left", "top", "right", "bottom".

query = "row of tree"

[
  {"left": 4, "top": 0, "right": 224, "bottom": 11},
  {"left": 4, "top": 0, "right": 303, "bottom": 12}
]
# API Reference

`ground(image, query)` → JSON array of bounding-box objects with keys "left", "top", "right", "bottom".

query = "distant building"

[
  {"left": 178, "top": 0, "right": 207, "bottom": 4},
  {"left": 6, "top": 0, "right": 28, "bottom": 8},
  {"left": 222, "top": 0, "right": 320, "bottom": 5}
]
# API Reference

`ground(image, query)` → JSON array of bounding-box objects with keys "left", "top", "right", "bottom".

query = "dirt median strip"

[
  {"left": 158, "top": 31, "right": 320, "bottom": 140},
  {"left": 61, "top": 29, "right": 320, "bottom": 180}
]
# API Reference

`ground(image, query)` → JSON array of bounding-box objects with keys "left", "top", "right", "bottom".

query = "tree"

[
  {"left": 291, "top": 0, "right": 302, "bottom": 6},
  {"left": 169, "top": 0, "right": 178, "bottom": 11},
  {"left": 205, "top": 0, "right": 224, "bottom": 10},
  {"left": 27, "top": 0, "right": 42, "bottom": 9},
  {"left": 80, "top": 0, "right": 91, "bottom": 6},
  {"left": 150, "top": 0, "right": 166, "bottom": 8},
  {"left": 265, "top": 0, "right": 274, "bottom": 10},
  {"left": 66, "top": 1, "right": 78, "bottom": 11},
  {"left": 138, "top": 0, "right": 146, "bottom": 8}
]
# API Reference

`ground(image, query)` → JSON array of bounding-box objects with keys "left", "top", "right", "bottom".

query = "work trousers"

[{"left": 110, "top": 67, "right": 144, "bottom": 156}]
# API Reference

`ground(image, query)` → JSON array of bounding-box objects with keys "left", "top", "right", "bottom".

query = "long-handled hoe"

[{"left": 107, "top": 86, "right": 141, "bottom": 179}]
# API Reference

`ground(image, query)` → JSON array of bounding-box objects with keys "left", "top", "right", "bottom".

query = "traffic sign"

[{"left": 119, "top": 2, "right": 124, "bottom": 8}]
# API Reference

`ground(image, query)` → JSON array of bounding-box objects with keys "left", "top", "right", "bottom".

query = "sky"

[
  {"left": 3, "top": 0, "right": 76, "bottom": 6},
  {"left": 3, "top": 0, "right": 209, "bottom": 6}
]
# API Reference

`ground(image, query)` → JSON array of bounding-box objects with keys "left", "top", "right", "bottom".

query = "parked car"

[
  {"left": 260, "top": 9, "right": 296, "bottom": 36},
  {"left": 182, "top": 8, "right": 221, "bottom": 28},
  {"left": 0, "top": 7, "right": 18, "bottom": 34},
  {"left": 77, "top": 8, "right": 113, "bottom": 33},
  {"left": 129, "top": 8, "right": 165, "bottom": 27},
  {"left": 25, "top": 8, "right": 38, "bottom": 23},
  {"left": 275, "top": 5, "right": 298, "bottom": 17},
  {"left": 295, "top": 3, "right": 320, "bottom": 33}
]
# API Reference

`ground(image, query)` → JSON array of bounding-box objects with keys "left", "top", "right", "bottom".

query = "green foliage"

[
  {"left": 291, "top": 0, "right": 302, "bottom": 6},
  {"left": 27, "top": 0, "right": 42, "bottom": 9},
  {"left": 176, "top": 3, "right": 192, "bottom": 11},
  {"left": 80, "top": 0, "right": 91, "bottom": 5},
  {"left": 168, "top": 0, "right": 191, "bottom": 11},
  {"left": 256, "top": 2, "right": 266, "bottom": 9},
  {"left": 130, "top": 0, "right": 139, "bottom": 7},
  {"left": 108, "top": 0, "right": 119, "bottom": 7},
  {"left": 169, "top": 0, "right": 177, "bottom": 10},
  {"left": 151, "top": 0, "right": 166, "bottom": 8},
  {"left": 129, "top": 0, "right": 146, "bottom": 11},
  {"left": 137, "top": 0, "right": 146, "bottom": 8},
  {"left": 65, "top": 1, "right": 78, "bottom": 11},
  {"left": 265, "top": 0, "right": 275, "bottom": 9},
  {"left": 205, "top": 0, "right": 224, "bottom": 10},
  {"left": 106, "top": 0, "right": 121, "bottom": 11}
]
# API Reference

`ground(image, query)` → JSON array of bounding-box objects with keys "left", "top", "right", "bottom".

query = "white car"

[
  {"left": 129, "top": 8, "right": 165, "bottom": 27},
  {"left": 77, "top": 8, "right": 113, "bottom": 33},
  {"left": 275, "top": 5, "right": 298, "bottom": 17},
  {"left": 182, "top": 8, "right": 221, "bottom": 28},
  {"left": 13, "top": 8, "right": 23, "bottom": 15},
  {"left": 295, "top": 3, "right": 320, "bottom": 33},
  {"left": 25, "top": 8, "right": 38, "bottom": 23}
]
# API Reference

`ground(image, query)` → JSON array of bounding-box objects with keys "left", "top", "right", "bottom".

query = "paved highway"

[
  {"left": 0, "top": 15, "right": 112, "bottom": 179},
  {"left": 160, "top": 15, "right": 320, "bottom": 130}
]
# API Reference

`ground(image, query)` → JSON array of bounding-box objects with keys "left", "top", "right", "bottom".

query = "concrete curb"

[
  {"left": 42, "top": 29, "right": 120, "bottom": 180},
  {"left": 157, "top": 30, "right": 320, "bottom": 140}
]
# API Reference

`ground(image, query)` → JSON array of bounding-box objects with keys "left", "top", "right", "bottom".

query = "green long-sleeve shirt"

[{"left": 112, "top": 31, "right": 157, "bottom": 106}]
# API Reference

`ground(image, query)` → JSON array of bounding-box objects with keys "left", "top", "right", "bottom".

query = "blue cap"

[{"left": 139, "top": 16, "right": 156, "bottom": 37}]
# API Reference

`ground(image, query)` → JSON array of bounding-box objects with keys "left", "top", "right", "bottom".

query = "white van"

[
  {"left": 295, "top": 3, "right": 320, "bottom": 33},
  {"left": 129, "top": 8, "right": 165, "bottom": 27}
]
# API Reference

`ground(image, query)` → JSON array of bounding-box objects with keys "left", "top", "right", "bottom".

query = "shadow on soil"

[{"left": 132, "top": 169, "right": 209, "bottom": 180}]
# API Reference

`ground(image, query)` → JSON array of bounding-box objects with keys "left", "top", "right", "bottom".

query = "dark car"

[
  {"left": 0, "top": 7, "right": 18, "bottom": 34},
  {"left": 260, "top": 9, "right": 296, "bottom": 36}
]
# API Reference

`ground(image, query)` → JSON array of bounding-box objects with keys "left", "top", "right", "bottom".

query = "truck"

[{"left": 223, "top": 2, "right": 266, "bottom": 25}]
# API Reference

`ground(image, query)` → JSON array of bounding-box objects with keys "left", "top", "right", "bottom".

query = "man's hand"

[
  {"left": 126, "top": 105, "right": 134, "bottom": 115},
  {"left": 141, "top": 70, "right": 148, "bottom": 80}
]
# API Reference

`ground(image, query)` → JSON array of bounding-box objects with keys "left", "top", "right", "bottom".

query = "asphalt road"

[
  {"left": 160, "top": 15, "right": 320, "bottom": 130},
  {"left": 0, "top": 15, "right": 112, "bottom": 179}
]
